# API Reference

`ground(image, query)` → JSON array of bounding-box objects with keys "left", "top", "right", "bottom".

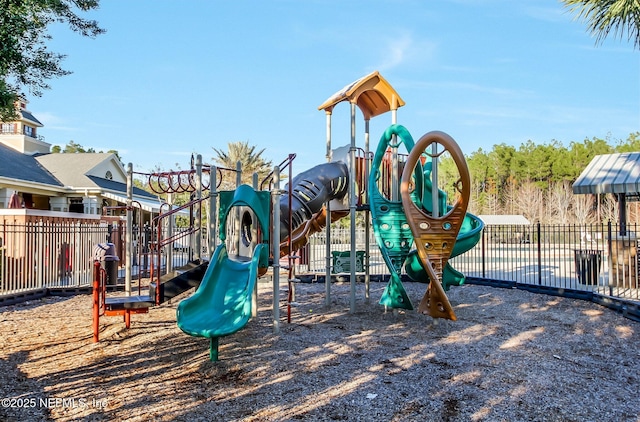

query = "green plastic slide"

[
  {"left": 369, "top": 124, "right": 420, "bottom": 310},
  {"left": 176, "top": 242, "right": 265, "bottom": 361}
]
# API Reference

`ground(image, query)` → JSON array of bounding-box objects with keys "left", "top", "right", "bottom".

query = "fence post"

[
  {"left": 537, "top": 222, "right": 542, "bottom": 285},
  {"left": 481, "top": 225, "right": 486, "bottom": 278},
  {"left": 607, "top": 221, "right": 613, "bottom": 294},
  {"left": 36, "top": 221, "right": 44, "bottom": 289},
  {"left": 72, "top": 222, "right": 78, "bottom": 287}
]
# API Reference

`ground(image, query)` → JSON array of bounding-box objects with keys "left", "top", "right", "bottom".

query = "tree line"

[{"left": 437, "top": 132, "right": 640, "bottom": 224}]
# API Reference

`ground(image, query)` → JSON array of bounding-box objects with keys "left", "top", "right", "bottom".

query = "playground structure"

[{"left": 92, "top": 71, "right": 484, "bottom": 360}]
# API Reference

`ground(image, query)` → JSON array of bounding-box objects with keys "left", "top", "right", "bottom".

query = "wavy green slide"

[{"left": 176, "top": 242, "right": 266, "bottom": 361}]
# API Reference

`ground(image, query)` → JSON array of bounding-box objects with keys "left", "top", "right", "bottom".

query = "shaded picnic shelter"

[
  {"left": 573, "top": 152, "right": 640, "bottom": 235},
  {"left": 573, "top": 152, "right": 640, "bottom": 287}
]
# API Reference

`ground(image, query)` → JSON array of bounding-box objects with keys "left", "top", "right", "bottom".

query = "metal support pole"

[
  {"left": 391, "top": 144, "right": 399, "bottom": 202},
  {"left": 390, "top": 108, "right": 398, "bottom": 316},
  {"left": 272, "top": 166, "right": 281, "bottom": 333},
  {"left": 209, "top": 167, "right": 218, "bottom": 253},
  {"left": 166, "top": 193, "right": 174, "bottom": 273},
  {"left": 364, "top": 118, "right": 370, "bottom": 301},
  {"left": 195, "top": 154, "right": 202, "bottom": 261},
  {"left": 125, "top": 163, "right": 133, "bottom": 295},
  {"left": 252, "top": 172, "right": 259, "bottom": 318},
  {"left": 235, "top": 161, "right": 242, "bottom": 256},
  {"left": 391, "top": 109, "right": 399, "bottom": 202},
  {"left": 325, "top": 111, "right": 333, "bottom": 307},
  {"left": 349, "top": 102, "right": 357, "bottom": 313},
  {"left": 286, "top": 159, "right": 296, "bottom": 320},
  {"left": 325, "top": 200, "right": 332, "bottom": 307},
  {"left": 236, "top": 161, "right": 242, "bottom": 187}
]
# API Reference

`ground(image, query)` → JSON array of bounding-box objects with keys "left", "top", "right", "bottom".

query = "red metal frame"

[
  {"left": 151, "top": 195, "right": 211, "bottom": 305},
  {"left": 259, "top": 154, "right": 301, "bottom": 323},
  {"left": 92, "top": 261, "right": 104, "bottom": 343},
  {"left": 102, "top": 201, "right": 145, "bottom": 295},
  {"left": 92, "top": 260, "right": 148, "bottom": 343}
]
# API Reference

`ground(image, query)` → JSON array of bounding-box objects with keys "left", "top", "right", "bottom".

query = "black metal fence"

[
  {"left": 452, "top": 223, "right": 639, "bottom": 300},
  {"left": 0, "top": 219, "right": 196, "bottom": 301},
  {"left": 2, "top": 218, "right": 639, "bottom": 320},
  {"left": 303, "top": 223, "right": 640, "bottom": 320},
  {"left": 0, "top": 220, "right": 108, "bottom": 296}
]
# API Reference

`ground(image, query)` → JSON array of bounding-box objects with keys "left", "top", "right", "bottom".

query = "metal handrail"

[
  {"left": 261, "top": 153, "right": 296, "bottom": 190},
  {"left": 150, "top": 195, "right": 210, "bottom": 304}
]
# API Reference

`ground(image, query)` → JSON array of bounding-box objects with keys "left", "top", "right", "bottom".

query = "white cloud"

[
  {"left": 33, "top": 111, "right": 78, "bottom": 132},
  {"left": 523, "top": 6, "right": 566, "bottom": 23},
  {"left": 375, "top": 32, "right": 437, "bottom": 71}
]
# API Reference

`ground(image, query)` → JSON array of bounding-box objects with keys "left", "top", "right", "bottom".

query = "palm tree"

[
  {"left": 562, "top": 0, "right": 640, "bottom": 49},
  {"left": 212, "top": 141, "right": 273, "bottom": 188}
]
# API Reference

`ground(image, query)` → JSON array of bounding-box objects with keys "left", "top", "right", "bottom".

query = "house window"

[
  {"left": 105, "top": 171, "right": 113, "bottom": 180},
  {"left": 1, "top": 123, "right": 15, "bottom": 134},
  {"left": 23, "top": 126, "right": 34, "bottom": 137},
  {"left": 69, "top": 198, "right": 84, "bottom": 214}
]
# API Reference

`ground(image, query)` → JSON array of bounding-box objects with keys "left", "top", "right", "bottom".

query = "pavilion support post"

[{"left": 619, "top": 193, "right": 627, "bottom": 236}]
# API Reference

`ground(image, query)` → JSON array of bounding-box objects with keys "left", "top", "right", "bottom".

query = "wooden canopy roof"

[{"left": 318, "top": 71, "right": 405, "bottom": 120}]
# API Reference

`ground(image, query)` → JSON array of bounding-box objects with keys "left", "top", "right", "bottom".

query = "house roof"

[
  {"left": 20, "top": 110, "right": 43, "bottom": 127},
  {"left": 0, "top": 146, "right": 162, "bottom": 208},
  {"left": 35, "top": 153, "right": 123, "bottom": 188},
  {"left": 0, "top": 143, "right": 62, "bottom": 186},
  {"left": 91, "top": 178, "right": 187, "bottom": 214},
  {"left": 88, "top": 175, "right": 157, "bottom": 200},
  {"left": 572, "top": 152, "right": 640, "bottom": 195}
]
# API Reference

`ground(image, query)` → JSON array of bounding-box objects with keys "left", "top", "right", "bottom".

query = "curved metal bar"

[{"left": 146, "top": 167, "right": 234, "bottom": 194}]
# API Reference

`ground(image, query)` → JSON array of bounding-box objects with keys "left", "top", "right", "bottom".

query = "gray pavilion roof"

[{"left": 573, "top": 152, "right": 640, "bottom": 195}]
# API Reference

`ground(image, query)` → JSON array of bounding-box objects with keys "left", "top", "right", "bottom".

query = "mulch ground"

[{"left": 0, "top": 279, "right": 639, "bottom": 421}]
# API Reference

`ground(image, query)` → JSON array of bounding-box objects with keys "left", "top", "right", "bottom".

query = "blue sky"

[{"left": 28, "top": 0, "right": 639, "bottom": 177}]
